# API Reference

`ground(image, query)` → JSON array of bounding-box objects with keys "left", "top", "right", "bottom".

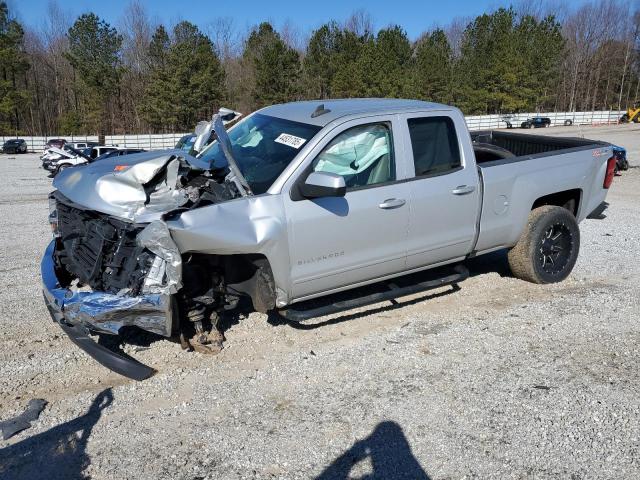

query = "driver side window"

[{"left": 312, "top": 123, "right": 395, "bottom": 189}]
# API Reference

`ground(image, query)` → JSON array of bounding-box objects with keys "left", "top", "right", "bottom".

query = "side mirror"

[{"left": 300, "top": 171, "right": 346, "bottom": 198}]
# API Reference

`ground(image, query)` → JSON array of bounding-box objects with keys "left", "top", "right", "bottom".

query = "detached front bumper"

[{"left": 41, "top": 241, "right": 172, "bottom": 380}]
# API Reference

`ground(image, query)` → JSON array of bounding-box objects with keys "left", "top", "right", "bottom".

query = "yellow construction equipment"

[{"left": 620, "top": 106, "right": 640, "bottom": 123}]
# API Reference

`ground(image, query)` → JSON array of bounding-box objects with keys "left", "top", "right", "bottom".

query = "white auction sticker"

[{"left": 275, "top": 133, "right": 306, "bottom": 149}]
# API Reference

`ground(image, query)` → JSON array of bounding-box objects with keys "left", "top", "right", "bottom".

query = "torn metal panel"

[
  {"left": 93, "top": 155, "right": 188, "bottom": 221},
  {"left": 0, "top": 399, "right": 47, "bottom": 440},
  {"left": 62, "top": 291, "right": 173, "bottom": 336},
  {"left": 42, "top": 241, "right": 174, "bottom": 337},
  {"left": 136, "top": 220, "right": 183, "bottom": 294}
]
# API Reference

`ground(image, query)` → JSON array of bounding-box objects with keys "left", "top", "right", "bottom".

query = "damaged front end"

[
  {"left": 46, "top": 195, "right": 180, "bottom": 337},
  {"left": 42, "top": 149, "right": 241, "bottom": 380}
]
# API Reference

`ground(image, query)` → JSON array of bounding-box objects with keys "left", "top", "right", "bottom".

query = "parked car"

[
  {"left": 175, "top": 134, "right": 196, "bottom": 152},
  {"left": 612, "top": 145, "right": 629, "bottom": 174},
  {"left": 67, "top": 141, "right": 100, "bottom": 150},
  {"left": 81, "top": 145, "right": 119, "bottom": 160},
  {"left": 43, "top": 138, "right": 67, "bottom": 152},
  {"left": 43, "top": 146, "right": 144, "bottom": 175},
  {"left": 92, "top": 148, "right": 146, "bottom": 161},
  {"left": 501, "top": 115, "right": 515, "bottom": 129},
  {"left": 41, "top": 145, "right": 91, "bottom": 175},
  {"left": 42, "top": 99, "right": 616, "bottom": 380},
  {"left": 521, "top": 116, "right": 551, "bottom": 128},
  {"left": 2, "top": 138, "right": 28, "bottom": 154}
]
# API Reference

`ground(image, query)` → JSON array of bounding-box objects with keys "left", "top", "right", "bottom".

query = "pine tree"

[
  {"left": 0, "top": 2, "right": 29, "bottom": 133},
  {"left": 367, "top": 26, "right": 413, "bottom": 97},
  {"left": 141, "top": 25, "right": 173, "bottom": 131},
  {"left": 142, "top": 23, "right": 225, "bottom": 132},
  {"left": 304, "top": 22, "right": 342, "bottom": 99},
  {"left": 244, "top": 22, "right": 300, "bottom": 107},
  {"left": 168, "top": 21, "right": 225, "bottom": 130},
  {"left": 66, "top": 13, "right": 123, "bottom": 133},
  {"left": 414, "top": 29, "right": 453, "bottom": 104}
]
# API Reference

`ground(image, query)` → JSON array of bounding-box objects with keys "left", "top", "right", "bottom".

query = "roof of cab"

[{"left": 256, "top": 98, "right": 450, "bottom": 127}]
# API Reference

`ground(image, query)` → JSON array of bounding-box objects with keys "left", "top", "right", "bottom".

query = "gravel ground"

[{"left": 0, "top": 124, "right": 639, "bottom": 479}]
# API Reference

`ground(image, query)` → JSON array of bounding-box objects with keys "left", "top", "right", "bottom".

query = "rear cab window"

[{"left": 407, "top": 116, "right": 461, "bottom": 177}]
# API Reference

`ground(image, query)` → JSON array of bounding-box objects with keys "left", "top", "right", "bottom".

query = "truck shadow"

[
  {"left": 315, "top": 421, "right": 430, "bottom": 479},
  {"left": 0, "top": 388, "right": 113, "bottom": 480},
  {"left": 464, "top": 248, "right": 513, "bottom": 278}
]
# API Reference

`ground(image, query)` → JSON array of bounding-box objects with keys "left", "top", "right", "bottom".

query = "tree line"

[{"left": 0, "top": 0, "right": 638, "bottom": 135}]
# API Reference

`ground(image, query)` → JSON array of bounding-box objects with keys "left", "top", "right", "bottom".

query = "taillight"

[{"left": 603, "top": 156, "right": 616, "bottom": 189}]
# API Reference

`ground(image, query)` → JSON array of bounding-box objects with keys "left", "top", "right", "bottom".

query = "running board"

[{"left": 279, "top": 264, "right": 469, "bottom": 322}]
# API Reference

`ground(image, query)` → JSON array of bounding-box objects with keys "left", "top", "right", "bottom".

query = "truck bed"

[
  {"left": 471, "top": 130, "right": 609, "bottom": 165},
  {"left": 470, "top": 130, "right": 612, "bottom": 255}
]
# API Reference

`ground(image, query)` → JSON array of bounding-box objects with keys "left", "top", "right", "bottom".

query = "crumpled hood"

[
  {"left": 43, "top": 146, "right": 75, "bottom": 160},
  {"left": 53, "top": 149, "right": 197, "bottom": 222}
]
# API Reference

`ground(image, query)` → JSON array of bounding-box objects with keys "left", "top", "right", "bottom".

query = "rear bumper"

[
  {"left": 41, "top": 240, "right": 171, "bottom": 380},
  {"left": 587, "top": 201, "right": 609, "bottom": 219}
]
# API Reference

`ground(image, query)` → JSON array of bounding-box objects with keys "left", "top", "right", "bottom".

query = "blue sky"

[{"left": 10, "top": 0, "right": 566, "bottom": 40}]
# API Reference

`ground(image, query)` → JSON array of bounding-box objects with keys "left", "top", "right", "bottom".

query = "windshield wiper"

[{"left": 212, "top": 114, "right": 253, "bottom": 197}]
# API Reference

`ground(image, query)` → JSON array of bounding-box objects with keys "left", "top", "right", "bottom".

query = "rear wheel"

[{"left": 508, "top": 206, "right": 580, "bottom": 284}]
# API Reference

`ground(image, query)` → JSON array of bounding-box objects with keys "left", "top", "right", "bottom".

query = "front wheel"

[
  {"left": 508, "top": 206, "right": 580, "bottom": 284},
  {"left": 55, "top": 164, "right": 70, "bottom": 176}
]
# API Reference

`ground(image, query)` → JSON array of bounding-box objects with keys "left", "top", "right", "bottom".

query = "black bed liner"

[{"left": 471, "top": 130, "right": 609, "bottom": 167}]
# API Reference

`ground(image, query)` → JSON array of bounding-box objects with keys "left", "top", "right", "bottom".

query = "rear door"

[
  {"left": 400, "top": 113, "right": 480, "bottom": 270},
  {"left": 283, "top": 117, "right": 411, "bottom": 299}
]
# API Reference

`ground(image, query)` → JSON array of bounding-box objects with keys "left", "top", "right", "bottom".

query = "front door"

[{"left": 284, "top": 119, "right": 410, "bottom": 300}]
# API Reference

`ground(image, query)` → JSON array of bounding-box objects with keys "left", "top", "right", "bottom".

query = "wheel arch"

[
  {"left": 181, "top": 252, "right": 277, "bottom": 314},
  {"left": 531, "top": 188, "right": 582, "bottom": 217}
]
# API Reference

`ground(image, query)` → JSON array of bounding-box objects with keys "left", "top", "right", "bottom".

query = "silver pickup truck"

[{"left": 41, "top": 99, "right": 616, "bottom": 379}]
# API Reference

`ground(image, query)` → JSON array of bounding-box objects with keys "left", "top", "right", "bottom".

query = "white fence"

[
  {"left": 0, "top": 110, "right": 627, "bottom": 153},
  {"left": 464, "top": 110, "right": 625, "bottom": 130},
  {"left": 105, "top": 133, "right": 189, "bottom": 151}
]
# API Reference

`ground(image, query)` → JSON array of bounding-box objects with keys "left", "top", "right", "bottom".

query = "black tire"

[
  {"left": 508, "top": 206, "right": 580, "bottom": 284},
  {"left": 55, "top": 164, "right": 70, "bottom": 176},
  {"left": 564, "top": 119, "right": 573, "bottom": 126},
  {"left": 620, "top": 114, "right": 629, "bottom": 123}
]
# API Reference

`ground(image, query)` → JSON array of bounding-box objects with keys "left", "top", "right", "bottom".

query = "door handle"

[
  {"left": 451, "top": 185, "right": 476, "bottom": 195},
  {"left": 379, "top": 198, "right": 406, "bottom": 209}
]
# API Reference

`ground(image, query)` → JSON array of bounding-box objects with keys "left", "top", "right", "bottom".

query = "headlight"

[{"left": 48, "top": 197, "right": 60, "bottom": 237}]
